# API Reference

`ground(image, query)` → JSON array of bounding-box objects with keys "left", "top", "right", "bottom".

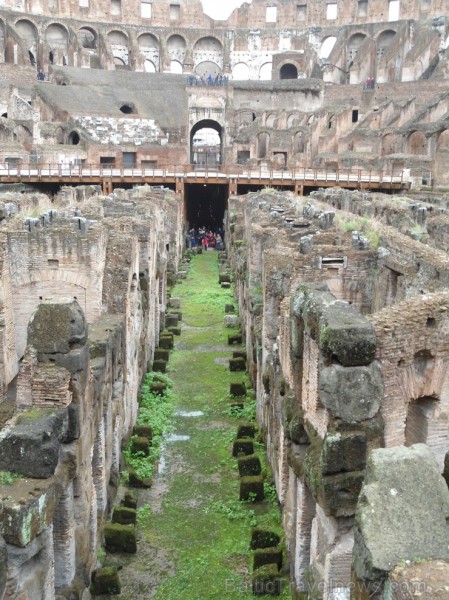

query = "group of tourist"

[
  {"left": 364, "top": 76, "right": 376, "bottom": 90},
  {"left": 187, "top": 74, "right": 229, "bottom": 86},
  {"left": 187, "top": 227, "right": 224, "bottom": 251}
]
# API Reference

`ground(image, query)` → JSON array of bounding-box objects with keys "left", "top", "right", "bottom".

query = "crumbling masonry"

[{"left": 1, "top": 0, "right": 449, "bottom": 598}]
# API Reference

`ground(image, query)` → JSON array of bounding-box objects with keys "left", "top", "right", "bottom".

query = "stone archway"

[{"left": 190, "top": 119, "right": 222, "bottom": 166}]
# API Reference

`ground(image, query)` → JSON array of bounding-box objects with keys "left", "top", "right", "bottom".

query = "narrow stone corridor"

[{"left": 101, "top": 252, "right": 290, "bottom": 600}]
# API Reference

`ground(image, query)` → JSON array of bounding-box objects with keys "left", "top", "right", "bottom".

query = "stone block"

[
  {"left": 154, "top": 348, "right": 170, "bottom": 361},
  {"left": 237, "top": 422, "right": 256, "bottom": 438},
  {"left": 104, "top": 523, "right": 137, "bottom": 553},
  {"left": 321, "top": 431, "right": 367, "bottom": 475},
  {"left": 165, "top": 314, "right": 178, "bottom": 328},
  {"left": 224, "top": 315, "right": 240, "bottom": 328},
  {"left": 240, "top": 476, "right": 264, "bottom": 501},
  {"left": 218, "top": 272, "right": 231, "bottom": 283},
  {"left": 128, "top": 468, "right": 151, "bottom": 488},
  {"left": 132, "top": 425, "right": 153, "bottom": 442},
  {"left": 168, "top": 326, "right": 181, "bottom": 336},
  {"left": 291, "top": 286, "right": 376, "bottom": 366},
  {"left": 233, "top": 350, "right": 247, "bottom": 361},
  {"left": 238, "top": 454, "right": 262, "bottom": 476},
  {"left": 225, "top": 304, "right": 235, "bottom": 313},
  {"left": 353, "top": 445, "right": 449, "bottom": 584},
  {"left": 386, "top": 560, "right": 449, "bottom": 600},
  {"left": 112, "top": 506, "right": 137, "bottom": 526},
  {"left": 228, "top": 334, "right": 242, "bottom": 345},
  {"left": 90, "top": 566, "right": 121, "bottom": 595},
  {"left": 319, "top": 362, "right": 383, "bottom": 422},
  {"left": 168, "top": 310, "right": 182, "bottom": 321},
  {"left": 230, "top": 382, "right": 246, "bottom": 396},
  {"left": 131, "top": 436, "right": 150, "bottom": 456},
  {"left": 121, "top": 491, "right": 137, "bottom": 510},
  {"left": 0, "top": 409, "right": 68, "bottom": 478},
  {"left": 253, "top": 547, "right": 283, "bottom": 571},
  {"left": 149, "top": 381, "right": 167, "bottom": 396},
  {"left": 221, "top": 282, "right": 231, "bottom": 289},
  {"left": 252, "top": 564, "right": 282, "bottom": 596},
  {"left": 152, "top": 359, "right": 167, "bottom": 373},
  {"left": 250, "top": 529, "right": 281, "bottom": 550},
  {"left": 230, "top": 402, "right": 244, "bottom": 410},
  {"left": 233, "top": 439, "right": 254, "bottom": 457},
  {"left": 230, "top": 357, "right": 246, "bottom": 372},
  {"left": 169, "top": 298, "right": 181, "bottom": 309},
  {"left": 27, "top": 299, "right": 87, "bottom": 355}
]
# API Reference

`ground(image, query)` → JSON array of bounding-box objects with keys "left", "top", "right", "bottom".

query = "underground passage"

[
  {"left": 185, "top": 183, "right": 228, "bottom": 230},
  {"left": 2, "top": 0, "right": 449, "bottom": 596}
]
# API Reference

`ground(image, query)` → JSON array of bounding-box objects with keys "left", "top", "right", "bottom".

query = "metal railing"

[{"left": 0, "top": 163, "right": 408, "bottom": 186}]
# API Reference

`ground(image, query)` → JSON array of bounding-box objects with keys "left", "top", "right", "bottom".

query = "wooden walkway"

[{"left": 0, "top": 163, "right": 410, "bottom": 194}]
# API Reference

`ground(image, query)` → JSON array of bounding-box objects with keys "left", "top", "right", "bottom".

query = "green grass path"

[{"left": 114, "top": 252, "right": 291, "bottom": 600}]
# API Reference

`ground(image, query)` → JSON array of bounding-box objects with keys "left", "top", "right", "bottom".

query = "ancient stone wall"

[
  {"left": 0, "top": 185, "right": 182, "bottom": 599},
  {"left": 226, "top": 188, "right": 449, "bottom": 599}
]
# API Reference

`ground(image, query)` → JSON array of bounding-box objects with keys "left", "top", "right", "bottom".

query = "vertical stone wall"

[
  {"left": 0, "top": 185, "right": 183, "bottom": 598},
  {"left": 226, "top": 188, "right": 449, "bottom": 598}
]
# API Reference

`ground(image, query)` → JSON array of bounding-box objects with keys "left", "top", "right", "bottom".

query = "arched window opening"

[
  {"left": 68, "top": 131, "right": 80, "bottom": 145},
  {"left": 190, "top": 120, "right": 222, "bottom": 166}
]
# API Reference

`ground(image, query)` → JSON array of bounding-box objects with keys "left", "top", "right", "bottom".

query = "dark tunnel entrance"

[{"left": 185, "top": 183, "right": 228, "bottom": 230}]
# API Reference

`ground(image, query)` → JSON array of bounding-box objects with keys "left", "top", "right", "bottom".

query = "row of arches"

[
  {"left": 318, "top": 29, "right": 397, "bottom": 62},
  {"left": 382, "top": 129, "right": 449, "bottom": 156}
]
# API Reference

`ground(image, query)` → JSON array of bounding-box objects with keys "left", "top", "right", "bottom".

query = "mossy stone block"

[
  {"left": 90, "top": 566, "right": 121, "bottom": 595},
  {"left": 228, "top": 334, "right": 242, "bottom": 345},
  {"left": 230, "top": 357, "right": 246, "bottom": 372},
  {"left": 250, "top": 529, "right": 281, "bottom": 550},
  {"left": 252, "top": 564, "right": 282, "bottom": 596},
  {"left": 218, "top": 272, "right": 231, "bottom": 283},
  {"left": 237, "top": 422, "right": 256, "bottom": 438},
  {"left": 149, "top": 381, "right": 167, "bottom": 395},
  {"left": 168, "top": 326, "right": 181, "bottom": 336},
  {"left": 121, "top": 491, "right": 137, "bottom": 510},
  {"left": 159, "top": 336, "right": 174, "bottom": 349},
  {"left": 233, "top": 350, "right": 247, "bottom": 361},
  {"left": 230, "top": 402, "right": 244, "bottom": 410},
  {"left": 221, "top": 282, "right": 231, "bottom": 289},
  {"left": 112, "top": 506, "right": 137, "bottom": 526},
  {"left": 230, "top": 382, "right": 246, "bottom": 396},
  {"left": 321, "top": 431, "right": 367, "bottom": 475},
  {"left": 128, "top": 468, "right": 152, "bottom": 488},
  {"left": 169, "top": 310, "right": 182, "bottom": 321},
  {"left": 131, "top": 436, "right": 150, "bottom": 456},
  {"left": 152, "top": 359, "right": 167, "bottom": 373},
  {"left": 104, "top": 523, "right": 137, "bottom": 554},
  {"left": 133, "top": 425, "right": 153, "bottom": 441},
  {"left": 225, "top": 304, "right": 235, "bottom": 313},
  {"left": 154, "top": 348, "right": 170, "bottom": 361},
  {"left": 240, "top": 476, "right": 264, "bottom": 501},
  {"left": 238, "top": 454, "right": 262, "bottom": 476},
  {"left": 253, "top": 547, "right": 283, "bottom": 571},
  {"left": 232, "top": 438, "right": 254, "bottom": 457},
  {"left": 165, "top": 314, "right": 179, "bottom": 328}
]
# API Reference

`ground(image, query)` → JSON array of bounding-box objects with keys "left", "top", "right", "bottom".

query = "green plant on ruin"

[
  {"left": 0, "top": 471, "right": 21, "bottom": 485},
  {"left": 123, "top": 372, "right": 174, "bottom": 480}
]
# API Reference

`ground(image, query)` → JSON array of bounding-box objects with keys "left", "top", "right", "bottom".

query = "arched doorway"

[
  {"left": 190, "top": 120, "right": 222, "bottom": 166},
  {"left": 280, "top": 63, "right": 298, "bottom": 79}
]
